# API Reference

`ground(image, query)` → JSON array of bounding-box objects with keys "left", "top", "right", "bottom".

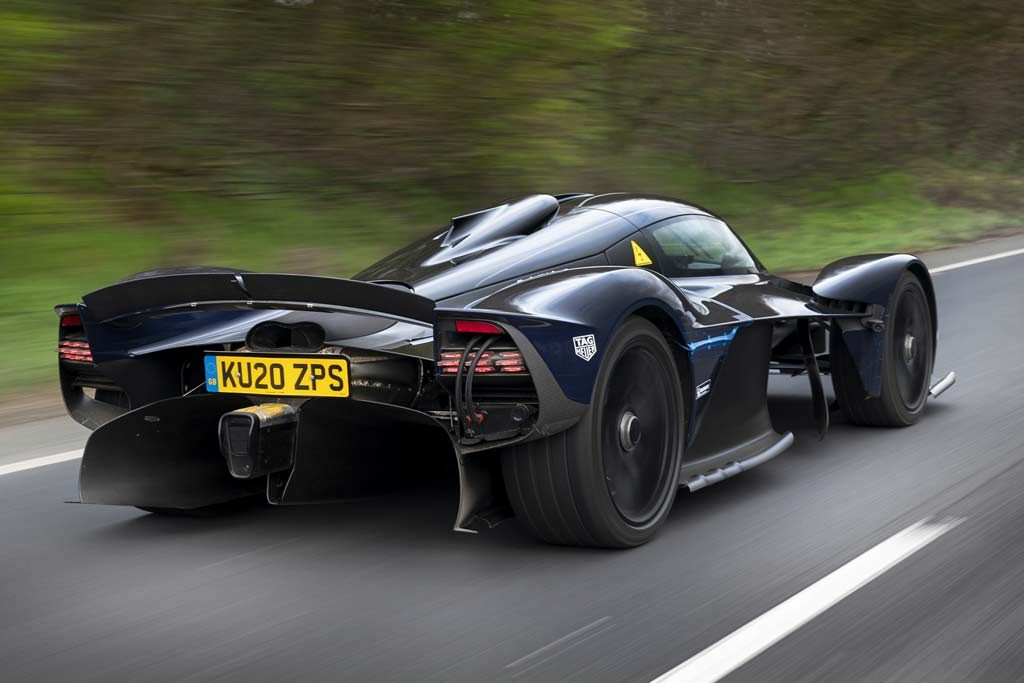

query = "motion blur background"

[{"left": 2, "top": 0, "right": 1022, "bottom": 397}]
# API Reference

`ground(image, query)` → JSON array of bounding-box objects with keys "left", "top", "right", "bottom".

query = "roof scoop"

[{"left": 425, "top": 194, "right": 559, "bottom": 265}]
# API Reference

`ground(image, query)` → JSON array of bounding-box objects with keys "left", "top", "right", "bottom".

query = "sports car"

[{"left": 55, "top": 193, "right": 955, "bottom": 547}]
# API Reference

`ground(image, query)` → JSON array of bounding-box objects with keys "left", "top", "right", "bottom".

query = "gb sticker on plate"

[{"left": 573, "top": 334, "right": 597, "bottom": 362}]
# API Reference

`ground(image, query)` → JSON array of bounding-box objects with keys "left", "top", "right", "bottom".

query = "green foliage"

[{"left": 0, "top": 10, "right": 68, "bottom": 93}]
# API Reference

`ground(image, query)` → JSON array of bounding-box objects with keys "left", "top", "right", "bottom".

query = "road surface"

[{"left": 1, "top": 236, "right": 1023, "bottom": 682}]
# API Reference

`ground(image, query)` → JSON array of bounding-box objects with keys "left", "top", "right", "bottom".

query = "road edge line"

[
  {"left": 650, "top": 517, "right": 964, "bottom": 683},
  {"left": 930, "top": 247, "right": 1024, "bottom": 274},
  {"left": 0, "top": 449, "right": 83, "bottom": 477}
]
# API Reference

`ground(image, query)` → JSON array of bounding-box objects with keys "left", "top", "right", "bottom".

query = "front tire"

[
  {"left": 832, "top": 270, "right": 935, "bottom": 426},
  {"left": 501, "top": 317, "right": 684, "bottom": 548}
]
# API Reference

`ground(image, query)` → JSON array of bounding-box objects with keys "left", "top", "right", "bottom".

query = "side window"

[
  {"left": 642, "top": 215, "right": 757, "bottom": 277},
  {"left": 605, "top": 232, "right": 661, "bottom": 270}
]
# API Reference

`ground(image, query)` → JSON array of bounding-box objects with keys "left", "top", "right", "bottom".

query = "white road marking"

[
  {"left": 929, "top": 247, "right": 1024, "bottom": 274},
  {"left": 0, "top": 449, "right": 83, "bottom": 477},
  {"left": 651, "top": 517, "right": 963, "bottom": 683}
]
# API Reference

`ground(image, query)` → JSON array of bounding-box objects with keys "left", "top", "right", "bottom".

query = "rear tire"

[
  {"left": 500, "top": 317, "right": 684, "bottom": 548},
  {"left": 832, "top": 271, "right": 934, "bottom": 426}
]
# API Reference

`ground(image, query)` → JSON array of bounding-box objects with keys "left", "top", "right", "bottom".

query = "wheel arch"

[
  {"left": 815, "top": 254, "right": 938, "bottom": 396},
  {"left": 813, "top": 253, "right": 937, "bottom": 342},
  {"left": 454, "top": 266, "right": 702, "bottom": 408}
]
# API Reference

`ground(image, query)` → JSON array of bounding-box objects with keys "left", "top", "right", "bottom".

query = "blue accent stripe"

[{"left": 682, "top": 326, "right": 739, "bottom": 352}]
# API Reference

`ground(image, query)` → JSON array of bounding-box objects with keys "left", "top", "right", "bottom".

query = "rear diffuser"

[{"left": 79, "top": 394, "right": 261, "bottom": 509}]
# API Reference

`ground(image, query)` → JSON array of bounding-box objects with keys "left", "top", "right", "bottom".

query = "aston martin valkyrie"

[{"left": 56, "top": 193, "right": 955, "bottom": 547}]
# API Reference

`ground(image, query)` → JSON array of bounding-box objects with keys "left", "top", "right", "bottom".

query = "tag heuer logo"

[
  {"left": 573, "top": 334, "right": 597, "bottom": 362},
  {"left": 696, "top": 379, "right": 712, "bottom": 399}
]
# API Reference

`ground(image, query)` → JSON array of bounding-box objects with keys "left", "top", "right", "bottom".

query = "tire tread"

[
  {"left": 501, "top": 432, "right": 596, "bottom": 546},
  {"left": 500, "top": 316, "right": 682, "bottom": 548}
]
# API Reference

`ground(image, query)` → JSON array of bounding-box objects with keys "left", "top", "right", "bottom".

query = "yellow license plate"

[{"left": 204, "top": 354, "right": 349, "bottom": 398}]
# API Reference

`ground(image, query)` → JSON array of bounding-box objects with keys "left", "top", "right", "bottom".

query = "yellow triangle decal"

[{"left": 631, "top": 240, "right": 653, "bottom": 266}]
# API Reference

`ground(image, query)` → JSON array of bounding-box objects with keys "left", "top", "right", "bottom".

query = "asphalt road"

[{"left": 1, "top": 237, "right": 1023, "bottom": 682}]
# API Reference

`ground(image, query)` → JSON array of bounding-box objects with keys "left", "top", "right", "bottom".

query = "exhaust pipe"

[{"left": 219, "top": 403, "right": 298, "bottom": 479}]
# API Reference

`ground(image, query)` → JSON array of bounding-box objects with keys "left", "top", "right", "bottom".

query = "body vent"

[{"left": 424, "top": 195, "right": 559, "bottom": 266}]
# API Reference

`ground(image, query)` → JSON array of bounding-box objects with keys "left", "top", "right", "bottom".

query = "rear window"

[{"left": 643, "top": 215, "right": 757, "bottom": 276}]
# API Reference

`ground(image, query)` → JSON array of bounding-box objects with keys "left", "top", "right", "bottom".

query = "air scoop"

[
  {"left": 246, "top": 320, "right": 326, "bottom": 352},
  {"left": 424, "top": 194, "right": 559, "bottom": 265}
]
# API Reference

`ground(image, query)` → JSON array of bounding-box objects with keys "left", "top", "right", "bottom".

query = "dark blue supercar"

[{"left": 54, "top": 192, "right": 954, "bottom": 548}]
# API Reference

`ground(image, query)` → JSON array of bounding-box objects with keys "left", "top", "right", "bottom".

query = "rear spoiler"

[{"left": 82, "top": 273, "right": 435, "bottom": 326}]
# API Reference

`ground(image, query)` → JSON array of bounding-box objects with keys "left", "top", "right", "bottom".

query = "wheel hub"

[
  {"left": 618, "top": 412, "right": 642, "bottom": 451},
  {"left": 903, "top": 333, "right": 917, "bottom": 366}
]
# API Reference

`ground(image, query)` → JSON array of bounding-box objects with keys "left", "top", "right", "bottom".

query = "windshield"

[{"left": 644, "top": 215, "right": 758, "bottom": 276}]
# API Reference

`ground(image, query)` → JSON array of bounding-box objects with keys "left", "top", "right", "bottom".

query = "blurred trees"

[{"left": 4, "top": 0, "right": 1022, "bottom": 202}]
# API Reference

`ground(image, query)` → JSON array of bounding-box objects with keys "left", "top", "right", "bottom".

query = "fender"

[
  {"left": 813, "top": 254, "right": 937, "bottom": 396},
  {"left": 437, "top": 265, "right": 756, "bottom": 452},
  {"left": 813, "top": 253, "right": 936, "bottom": 338},
  {"left": 451, "top": 266, "right": 746, "bottom": 402}
]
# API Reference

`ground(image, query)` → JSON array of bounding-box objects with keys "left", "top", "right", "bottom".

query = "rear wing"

[{"left": 81, "top": 273, "right": 435, "bottom": 326}]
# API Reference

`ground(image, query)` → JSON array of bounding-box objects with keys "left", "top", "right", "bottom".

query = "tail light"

[
  {"left": 454, "top": 320, "right": 503, "bottom": 335},
  {"left": 57, "top": 308, "right": 93, "bottom": 363},
  {"left": 438, "top": 350, "right": 526, "bottom": 374},
  {"left": 58, "top": 340, "right": 94, "bottom": 363},
  {"left": 437, "top": 322, "right": 537, "bottom": 443},
  {"left": 55, "top": 305, "right": 130, "bottom": 418}
]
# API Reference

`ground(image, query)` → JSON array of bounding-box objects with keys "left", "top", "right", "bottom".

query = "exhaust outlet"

[{"left": 219, "top": 403, "right": 298, "bottom": 479}]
